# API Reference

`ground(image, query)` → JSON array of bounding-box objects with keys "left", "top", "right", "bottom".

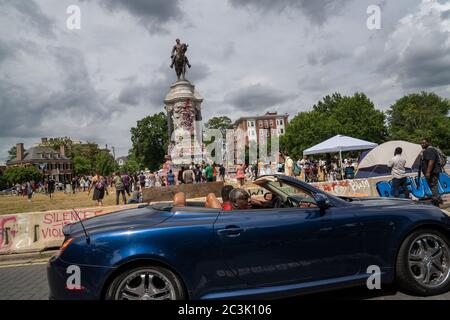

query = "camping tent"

[
  {"left": 303, "top": 135, "right": 378, "bottom": 176},
  {"left": 356, "top": 140, "right": 422, "bottom": 178}
]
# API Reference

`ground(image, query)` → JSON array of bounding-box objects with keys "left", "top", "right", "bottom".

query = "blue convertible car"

[{"left": 47, "top": 174, "right": 450, "bottom": 300}]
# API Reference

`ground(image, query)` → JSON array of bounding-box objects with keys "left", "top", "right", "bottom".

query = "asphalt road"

[{"left": 1, "top": 263, "right": 450, "bottom": 300}]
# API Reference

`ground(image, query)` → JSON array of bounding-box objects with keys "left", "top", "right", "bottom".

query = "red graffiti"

[
  {"left": 320, "top": 181, "right": 349, "bottom": 192},
  {"left": 0, "top": 216, "right": 17, "bottom": 249},
  {"left": 40, "top": 209, "right": 110, "bottom": 240}
]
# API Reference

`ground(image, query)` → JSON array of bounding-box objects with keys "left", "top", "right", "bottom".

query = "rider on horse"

[{"left": 170, "top": 38, "right": 191, "bottom": 69}]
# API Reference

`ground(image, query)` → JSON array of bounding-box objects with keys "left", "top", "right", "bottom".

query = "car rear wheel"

[
  {"left": 105, "top": 265, "right": 186, "bottom": 300},
  {"left": 396, "top": 229, "right": 450, "bottom": 296}
]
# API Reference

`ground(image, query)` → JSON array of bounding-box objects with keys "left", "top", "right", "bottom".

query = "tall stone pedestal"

[{"left": 164, "top": 80, "right": 204, "bottom": 165}]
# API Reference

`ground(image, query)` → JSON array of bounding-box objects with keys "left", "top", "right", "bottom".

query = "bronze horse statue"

[{"left": 172, "top": 43, "right": 191, "bottom": 81}]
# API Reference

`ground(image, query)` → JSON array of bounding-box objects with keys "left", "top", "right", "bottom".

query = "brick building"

[
  {"left": 6, "top": 138, "right": 73, "bottom": 182},
  {"left": 231, "top": 112, "right": 289, "bottom": 164},
  {"left": 233, "top": 112, "right": 289, "bottom": 145}
]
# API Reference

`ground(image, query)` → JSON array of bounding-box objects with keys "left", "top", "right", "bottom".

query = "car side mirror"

[{"left": 315, "top": 193, "right": 331, "bottom": 212}]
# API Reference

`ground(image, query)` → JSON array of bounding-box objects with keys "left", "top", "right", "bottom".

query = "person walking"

[
  {"left": 148, "top": 171, "right": 156, "bottom": 188},
  {"left": 47, "top": 177, "right": 56, "bottom": 199},
  {"left": 236, "top": 164, "right": 245, "bottom": 187},
  {"left": 88, "top": 173, "right": 108, "bottom": 207},
  {"left": 138, "top": 172, "right": 146, "bottom": 190},
  {"left": 388, "top": 147, "right": 410, "bottom": 199},
  {"left": 183, "top": 166, "right": 195, "bottom": 184},
  {"left": 26, "top": 181, "right": 33, "bottom": 203},
  {"left": 219, "top": 164, "right": 226, "bottom": 182},
  {"left": 114, "top": 172, "right": 127, "bottom": 205},
  {"left": 284, "top": 153, "right": 294, "bottom": 177},
  {"left": 121, "top": 172, "right": 131, "bottom": 196},
  {"left": 420, "top": 139, "right": 443, "bottom": 207},
  {"left": 205, "top": 163, "right": 214, "bottom": 183},
  {"left": 166, "top": 170, "right": 176, "bottom": 186}
]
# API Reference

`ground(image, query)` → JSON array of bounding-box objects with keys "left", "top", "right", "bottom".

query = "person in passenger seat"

[
  {"left": 173, "top": 192, "right": 186, "bottom": 207},
  {"left": 205, "top": 193, "right": 222, "bottom": 209}
]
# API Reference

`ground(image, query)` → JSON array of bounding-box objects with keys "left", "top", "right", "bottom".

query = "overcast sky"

[{"left": 1, "top": 0, "right": 449, "bottom": 161}]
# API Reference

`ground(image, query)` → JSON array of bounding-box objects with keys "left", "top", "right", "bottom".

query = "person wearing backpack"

[
  {"left": 88, "top": 173, "right": 108, "bottom": 207},
  {"left": 113, "top": 172, "right": 127, "bottom": 205},
  {"left": 420, "top": 139, "right": 444, "bottom": 207}
]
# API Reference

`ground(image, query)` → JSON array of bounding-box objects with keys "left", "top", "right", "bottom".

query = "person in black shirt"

[
  {"left": 47, "top": 178, "right": 56, "bottom": 199},
  {"left": 420, "top": 139, "right": 442, "bottom": 207}
]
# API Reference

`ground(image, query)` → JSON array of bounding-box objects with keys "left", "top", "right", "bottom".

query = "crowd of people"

[
  {"left": 5, "top": 139, "right": 446, "bottom": 209},
  {"left": 7, "top": 155, "right": 358, "bottom": 205},
  {"left": 235, "top": 153, "right": 358, "bottom": 184}
]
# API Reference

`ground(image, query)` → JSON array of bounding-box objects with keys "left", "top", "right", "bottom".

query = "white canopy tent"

[{"left": 303, "top": 135, "right": 378, "bottom": 177}]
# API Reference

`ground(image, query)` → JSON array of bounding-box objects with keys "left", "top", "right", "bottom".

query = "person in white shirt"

[
  {"left": 284, "top": 153, "right": 294, "bottom": 176},
  {"left": 388, "top": 147, "right": 410, "bottom": 198}
]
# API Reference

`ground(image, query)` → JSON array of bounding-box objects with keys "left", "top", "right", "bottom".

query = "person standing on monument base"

[{"left": 420, "top": 138, "right": 444, "bottom": 207}]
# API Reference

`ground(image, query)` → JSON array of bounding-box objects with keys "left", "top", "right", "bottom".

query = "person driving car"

[
  {"left": 229, "top": 188, "right": 251, "bottom": 210},
  {"left": 229, "top": 188, "right": 274, "bottom": 210}
]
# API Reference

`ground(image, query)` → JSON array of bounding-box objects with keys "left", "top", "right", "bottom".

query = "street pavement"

[{"left": 1, "top": 262, "right": 450, "bottom": 300}]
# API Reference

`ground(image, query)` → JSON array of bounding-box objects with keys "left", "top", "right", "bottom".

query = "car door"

[{"left": 214, "top": 205, "right": 362, "bottom": 287}]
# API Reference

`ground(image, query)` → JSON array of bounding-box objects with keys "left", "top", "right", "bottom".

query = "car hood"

[{"left": 63, "top": 206, "right": 174, "bottom": 237}]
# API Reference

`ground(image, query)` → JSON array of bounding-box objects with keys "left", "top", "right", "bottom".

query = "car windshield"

[{"left": 266, "top": 180, "right": 316, "bottom": 203}]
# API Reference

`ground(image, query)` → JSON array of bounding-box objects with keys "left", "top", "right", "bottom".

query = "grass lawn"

[{"left": 0, "top": 191, "right": 119, "bottom": 215}]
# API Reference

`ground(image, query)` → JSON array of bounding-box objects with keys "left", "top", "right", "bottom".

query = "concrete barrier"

[
  {"left": 142, "top": 181, "right": 224, "bottom": 202},
  {"left": 0, "top": 204, "right": 139, "bottom": 255}
]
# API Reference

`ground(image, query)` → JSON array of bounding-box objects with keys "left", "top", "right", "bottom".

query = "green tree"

[
  {"left": 95, "top": 151, "right": 118, "bottom": 177},
  {"left": 122, "top": 157, "right": 141, "bottom": 174},
  {"left": 205, "top": 116, "right": 233, "bottom": 135},
  {"left": 3, "top": 166, "right": 42, "bottom": 184},
  {"left": 387, "top": 92, "right": 450, "bottom": 154},
  {"left": 0, "top": 170, "right": 7, "bottom": 189},
  {"left": 7, "top": 146, "right": 16, "bottom": 160},
  {"left": 281, "top": 93, "right": 388, "bottom": 159},
  {"left": 73, "top": 155, "right": 92, "bottom": 175},
  {"left": 129, "top": 112, "right": 169, "bottom": 171}
]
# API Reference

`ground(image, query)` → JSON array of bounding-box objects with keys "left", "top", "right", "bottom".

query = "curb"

[{"left": 0, "top": 250, "right": 58, "bottom": 267}]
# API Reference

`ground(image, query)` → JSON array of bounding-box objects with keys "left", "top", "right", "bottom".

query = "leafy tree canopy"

[
  {"left": 3, "top": 166, "right": 42, "bottom": 184},
  {"left": 387, "top": 92, "right": 450, "bottom": 154},
  {"left": 281, "top": 92, "right": 388, "bottom": 159},
  {"left": 129, "top": 112, "right": 169, "bottom": 171}
]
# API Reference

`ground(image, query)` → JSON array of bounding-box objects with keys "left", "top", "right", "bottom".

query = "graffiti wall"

[
  {"left": 376, "top": 172, "right": 450, "bottom": 199},
  {"left": 0, "top": 204, "right": 139, "bottom": 255}
]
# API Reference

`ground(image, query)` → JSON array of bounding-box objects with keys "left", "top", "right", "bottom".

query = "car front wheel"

[
  {"left": 396, "top": 229, "right": 450, "bottom": 296},
  {"left": 105, "top": 265, "right": 186, "bottom": 300}
]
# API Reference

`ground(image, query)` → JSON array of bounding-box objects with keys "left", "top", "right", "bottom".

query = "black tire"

[
  {"left": 105, "top": 265, "right": 186, "bottom": 300},
  {"left": 396, "top": 228, "right": 450, "bottom": 296}
]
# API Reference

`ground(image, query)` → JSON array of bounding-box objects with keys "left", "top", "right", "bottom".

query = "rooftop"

[
  {"left": 7, "top": 146, "right": 70, "bottom": 165},
  {"left": 233, "top": 112, "right": 289, "bottom": 126}
]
